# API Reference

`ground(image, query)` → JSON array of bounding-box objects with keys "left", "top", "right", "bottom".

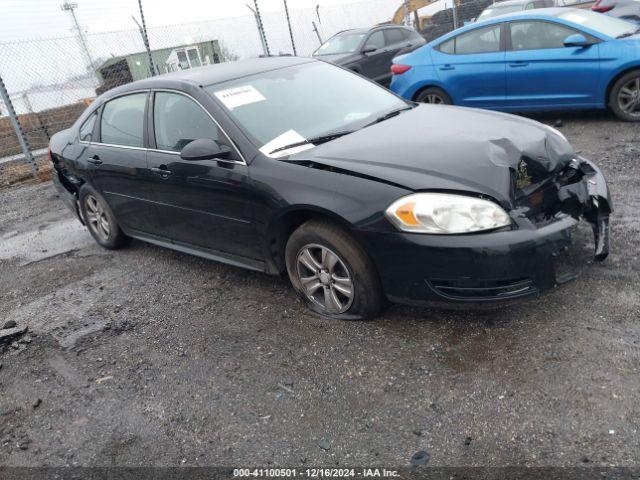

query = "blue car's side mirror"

[{"left": 563, "top": 33, "right": 592, "bottom": 48}]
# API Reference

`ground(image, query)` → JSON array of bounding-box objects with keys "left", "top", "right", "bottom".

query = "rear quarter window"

[{"left": 438, "top": 38, "right": 455, "bottom": 54}]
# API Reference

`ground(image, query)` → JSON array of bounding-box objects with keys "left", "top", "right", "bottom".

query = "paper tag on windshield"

[
  {"left": 563, "top": 13, "right": 587, "bottom": 24},
  {"left": 214, "top": 85, "right": 265, "bottom": 110},
  {"left": 259, "top": 130, "right": 313, "bottom": 158}
]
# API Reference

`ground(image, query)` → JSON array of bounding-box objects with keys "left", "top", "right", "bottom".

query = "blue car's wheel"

[
  {"left": 415, "top": 87, "right": 452, "bottom": 105},
  {"left": 610, "top": 70, "right": 640, "bottom": 122}
]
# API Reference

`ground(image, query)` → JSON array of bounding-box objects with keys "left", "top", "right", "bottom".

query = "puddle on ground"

[
  {"left": 0, "top": 218, "right": 94, "bottom": 265},
  {"left": 4, "top": 267, "right": 123, "bottom": 348}
]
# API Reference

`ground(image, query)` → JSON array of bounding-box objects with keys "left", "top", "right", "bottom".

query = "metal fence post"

[
  {"left": 283, "top": 0, "right": 297, "bottom": 56},
  {"left": 253, "top": 0, "right": 271, "bottom": 56},
  {"left": 138, "top": 0, "right": 156, "bottom": 76},
  {"left": 452, "top": 0, "right": 459, "bottom": 29},
  {"left": 312, "top": 20, "right": 323, "bottom": 45},
  {"left": 0, "top": 75, "right": 37, "bottom": 175}
]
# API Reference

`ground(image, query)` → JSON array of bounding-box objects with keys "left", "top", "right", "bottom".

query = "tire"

[
  {"left": 415, "top": 87, "right": 452, "bottom": 105},
  {"left": 609, "top": 70, "right": 640, "bottom": 122},
  {"left": 78, "top": 184, "right": 130, "bottom": 250},
  {"left": 285, "top": 219, "right": 382, "bottom": 320}
]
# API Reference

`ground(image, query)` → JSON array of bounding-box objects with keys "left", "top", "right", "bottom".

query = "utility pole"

[
  {"left": 283, "top": 0, "right": 297, "bottom": 56},
  {"left": 60, "top": 2, "right": 95, "bottom": 73},
  {"left": 137, "top": 0, "right": 156, "bottom": 76}
]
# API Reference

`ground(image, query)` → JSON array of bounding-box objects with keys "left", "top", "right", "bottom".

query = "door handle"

[
  {"left": 87, "top": 155, "right": 102, "bottom": 166},
  {"left": 151, "top": 166, "right": 172, "bottom": 178},
  {"left": 439, "top": 64, "right": 455, "bottom": 70},
  {"left": 509, "top": 61, "right": 529, "bottom": 67}
]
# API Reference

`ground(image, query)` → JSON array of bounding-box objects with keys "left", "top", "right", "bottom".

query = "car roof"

[
  {"left": 335, "top": 25, "right": 415, "bottom": 36},
  {"left": 452, "top": 7, "right": 581, "bottom": 30},
  {"left": 111, "top": 56, "right": 315, "bottom": 94},
  {"left": 476, "top": 7, "right": 574, "bottom": 22},
  {"left": 427, "top": 8, "right": 603, "bottom": 45}
]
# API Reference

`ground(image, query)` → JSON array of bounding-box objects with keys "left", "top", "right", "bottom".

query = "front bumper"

[{"left": 361, "top": 157, "right": 611, "bottom": 306}]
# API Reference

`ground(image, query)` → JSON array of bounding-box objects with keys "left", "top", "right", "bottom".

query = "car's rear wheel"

[
  {"left": 285, "top": 220, "right": 382, "bottom": 320},
  {"left": 79, "top": 184, "right": 130, "bottom": 249},
  {"left": 609, "top": 70, "right": 640, "bottom": 122},
  {"left": 415, "top": 87, "right": 452, "bottom": 105}
]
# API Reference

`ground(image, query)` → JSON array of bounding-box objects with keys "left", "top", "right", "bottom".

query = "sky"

[
  {"left": 0, "top": 0, "right": 407, "bottom": 109},
  {"left": 0, "top": 0, "right": 377, "bottom": 41}
]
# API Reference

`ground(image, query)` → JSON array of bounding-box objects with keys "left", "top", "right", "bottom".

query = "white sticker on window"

[
  {"left": 563, "top": 13, "right": 587, "bottom": 24},
  {"left": 344, "top": 112, "right": 370, "bottom": 122},
  {"left": 259, "top": 129, "right": 313, "bottom": 158},
  {"left": 214, "top": 85, "right": 266, "bottom": 109}
]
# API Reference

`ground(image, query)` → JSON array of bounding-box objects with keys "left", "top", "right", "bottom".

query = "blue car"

[{"left": 390, "top": 8, "right": 640, "bottom": 121}]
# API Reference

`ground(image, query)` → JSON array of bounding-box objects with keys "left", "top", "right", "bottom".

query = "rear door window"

[
  {"left": 384, "top": 28, "right": 405, "bottom": 45},
  {"left": 100, "top": 93, "right": 147, "bottom": 147},
  {"left": 364, "top": 30, "right": 386, "bottom": 50},
  {"left": 441, "top": 25, "right": 502, "bottom": 55}
]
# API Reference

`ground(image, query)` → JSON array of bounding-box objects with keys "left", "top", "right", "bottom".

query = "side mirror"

[
  {"left": 563, "top": 33, "right": 592, "bottom": 48},
  {"left": 361, "top": 46, "right": 377, "bottom": 55},
  {"left": 180, "top": 138, "right": 231, "bottom": 161}
]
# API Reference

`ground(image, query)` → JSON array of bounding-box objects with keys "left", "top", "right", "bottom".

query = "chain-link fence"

[{"left": 0, "top": 0, "right": 486, "bottom": 186}]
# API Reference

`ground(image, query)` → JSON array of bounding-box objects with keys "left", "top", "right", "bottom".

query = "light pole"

[{"left": 60, "top": 2, "right": 95, "bottom": 73}]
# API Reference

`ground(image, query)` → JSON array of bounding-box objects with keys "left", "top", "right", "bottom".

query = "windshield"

[
  {"left": 556, "top": 9, "right": 638, "bottom": 37},
  {"left": 478, "top": 4, "right": 524, "bottom": 20},
  {"left": 206, "top": 61, "right": 407, "bottom": 155},
  {"left": 313, "top": 31, "right": 366, "bottom": 55}
]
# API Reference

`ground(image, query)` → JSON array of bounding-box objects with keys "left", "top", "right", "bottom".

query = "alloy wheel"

[
  {"left": 85, "top": 194, "right": 111, "bottom": 241},
  {"left": 295, "top": 243, "right": 354, "bottom": 314},
  {"left": 423, "top": 93, "right": 444, "bottom": 104},
  {"left": 618, "top": 77, "right": 640, "bottom": 118}
]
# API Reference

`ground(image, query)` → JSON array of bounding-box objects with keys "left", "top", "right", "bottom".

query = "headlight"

[{"left": 385, "top": 193, "right": 511, "bottom": 234}]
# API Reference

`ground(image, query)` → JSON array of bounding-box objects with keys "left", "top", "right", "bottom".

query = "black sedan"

[
  {"left": 312, "top": 25, "right": 426, "bottom": 86},
  {"left": 50, "top": 57, "right": 611, "bottom": 320}
]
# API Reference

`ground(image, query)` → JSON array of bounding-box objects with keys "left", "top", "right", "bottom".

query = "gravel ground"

[{"left": 0, "top": 110, "right": 639, "bottom": 469}]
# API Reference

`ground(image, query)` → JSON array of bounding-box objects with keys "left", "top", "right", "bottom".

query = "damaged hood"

[{"left": 288, "top": 104, "right": 575, "bottom": 208}]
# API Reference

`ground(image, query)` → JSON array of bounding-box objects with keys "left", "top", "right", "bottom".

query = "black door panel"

[
  {"left": 146, "top": 152, "right": 256, "bottom": 257},
  {"left": 146, "top": 91, "right": 258, "bottom": 258},
  {"left": 88, "top": 145, "right": 159, "bottom": 234}
]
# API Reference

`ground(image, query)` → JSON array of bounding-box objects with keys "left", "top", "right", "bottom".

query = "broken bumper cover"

[
  {"left": 361, "top": 157, "right": 611, "bottom": 306},
  {"left": 52, "top": 169, "right": 83, "bottom": 224}
]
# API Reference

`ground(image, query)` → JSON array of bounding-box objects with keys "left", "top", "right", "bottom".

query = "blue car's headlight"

[{"left": 385, "top": 193, "right": 511, "bottom": 234}]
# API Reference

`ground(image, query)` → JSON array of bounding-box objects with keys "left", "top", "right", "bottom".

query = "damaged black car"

[{"left": 50, "top": 57, "right": 612, "bottom": 320}]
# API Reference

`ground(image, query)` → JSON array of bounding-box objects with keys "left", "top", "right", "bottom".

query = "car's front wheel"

[
  {"left": 609, "top": 70, "right": 640, "bottom": 122},
  {"left": 285, "top": 220, "right": 382, "bottom": 320},
  {"left": 78, "top": 184, "right": 130, "bottom": 249}
]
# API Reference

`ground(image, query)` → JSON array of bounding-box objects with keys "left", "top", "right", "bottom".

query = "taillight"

[
  {"left": 592, "top": 0, "right": 613, "bottom": 12},
  {"left": 391, "top": 64, "right": 412, "bottom": 75},
  {"left": 47, "top": 147, "right": 53, "bottom": 163}
]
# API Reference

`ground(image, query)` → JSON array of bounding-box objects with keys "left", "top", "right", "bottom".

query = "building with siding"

[{"left": 95, "top": 40, "right": 221, "bottom": 94}]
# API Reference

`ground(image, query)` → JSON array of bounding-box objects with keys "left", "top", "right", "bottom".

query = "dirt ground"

[{"left": 0, "top": 110, "right": 639, "bottom": 469}]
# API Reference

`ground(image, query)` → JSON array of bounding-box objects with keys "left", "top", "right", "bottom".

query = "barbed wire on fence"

[{"left": 0, "top": 0, "right": 487, "bottom": 185}]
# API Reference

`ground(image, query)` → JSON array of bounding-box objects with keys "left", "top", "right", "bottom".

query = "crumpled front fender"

[{"left": 556, "top": 157, "right": 612, "bottom": 261}]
